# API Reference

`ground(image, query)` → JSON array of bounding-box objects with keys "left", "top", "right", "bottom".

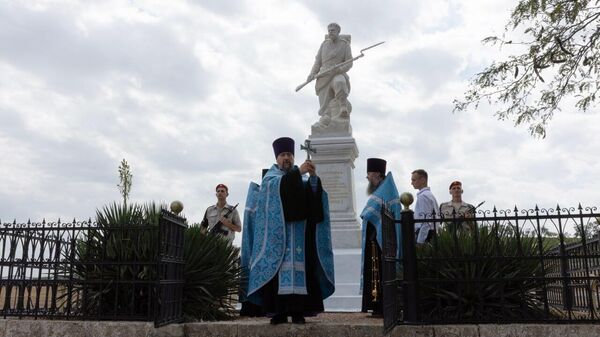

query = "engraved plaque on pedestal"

[{"left": 308, "top": 135, "right": 360, "bottom": 249}]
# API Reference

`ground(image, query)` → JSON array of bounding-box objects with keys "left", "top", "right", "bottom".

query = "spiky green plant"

[
  {"left": 416, "top": 225, "right": 555, "bottom": 321},
  {"left": 68, "top": 202, "right": 160, "bottom": 317},
  {"left": 66, "top": 204, "right": 241, "bottom": 321},
  {"left": 183, "top": 227, "right": 241, "bottom": 321}
]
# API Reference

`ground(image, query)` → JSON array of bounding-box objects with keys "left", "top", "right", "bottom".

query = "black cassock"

[
  {"left": 361, "top": 222, "right": 383, "bottom": 315},
  {"left": 259, "top": 167, "right": 326, "bottom": 316}
]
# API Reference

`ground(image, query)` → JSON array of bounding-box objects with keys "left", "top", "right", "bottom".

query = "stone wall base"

[{"left": 1, "top": 319, "right": 599, "bottom": 337}]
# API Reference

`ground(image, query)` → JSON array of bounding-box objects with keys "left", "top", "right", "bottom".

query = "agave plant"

[
  {"left": 68, "top": 202, "right": 161, "bottom": 318},
  {"left": 65, "top": 204, "right": 241, "bottom": 321},
  {"left": 182, "top": 227, "right": 241, "bottom": 321},
  {"left": 416, "top": 225, "right": 553, "bottom": 321}
]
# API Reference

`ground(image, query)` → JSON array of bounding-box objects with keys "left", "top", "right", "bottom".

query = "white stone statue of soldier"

[{"left": 307, "top": 23, "right": 353, "bottom": 134}]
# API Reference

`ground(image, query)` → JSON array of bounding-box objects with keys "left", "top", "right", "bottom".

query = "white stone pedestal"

[
  {"left": 323, "top": 248, "right": 362, "bottom": 311},
  {"left": 308, "top": 135, "right": 361, "bottom": 249}
]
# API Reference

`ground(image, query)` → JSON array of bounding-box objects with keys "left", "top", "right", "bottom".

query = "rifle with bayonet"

[
  {"left": 295, "top": 41, "right": 385, "bottom": 92},
  {"left": 209, "top": 203, "right": 239, "bottom": 236}
]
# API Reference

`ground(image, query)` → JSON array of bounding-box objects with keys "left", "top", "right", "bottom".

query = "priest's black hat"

[
  {"left": 272, "top": 137, "right": 295, "bottom": 158},
  {"left": 367, "top": 158, "right": 386, "bottom": 175}
]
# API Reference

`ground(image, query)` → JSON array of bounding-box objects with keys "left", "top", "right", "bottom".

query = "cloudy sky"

[{"left": 1, "top": 0, "right": 599, "bottom": 243}]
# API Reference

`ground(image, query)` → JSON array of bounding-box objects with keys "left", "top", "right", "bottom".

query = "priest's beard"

[
  {"left": 279, "top": 161, "right": 293, "bottom": 173},
  {"left": 367, "top": 181, "right": 380, "bottom": 195}
]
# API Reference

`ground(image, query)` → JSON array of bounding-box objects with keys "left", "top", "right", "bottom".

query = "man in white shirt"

[
  {"left": 411, "top": 169, "right": 439, "bottom": 244},
  {"left": 200, "top": 184, "right": 241, "bottom": 243}
]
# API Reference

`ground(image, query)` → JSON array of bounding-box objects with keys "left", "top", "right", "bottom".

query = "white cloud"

[{"left": 0, "top": 0, "right": 599, "bottom": 247}]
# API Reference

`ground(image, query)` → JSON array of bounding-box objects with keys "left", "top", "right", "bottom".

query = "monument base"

[
  {"left": 323, "top": 248, "right": 362, "bottom": 312},
  {"left": 309, "top": 131, "right": 362, "bottom": 311},
  {"left": 308, "top": 135, "right": 361, "bottom": 249}
]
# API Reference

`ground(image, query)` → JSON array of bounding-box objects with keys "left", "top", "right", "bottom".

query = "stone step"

[
  {"left": 328, "top": 248, "right": 362, "bottom": 311},
  {"left": 330, "top": 282, "right": 360, "bottom": 295},
  {"left": 324, "top": 295, "right": 362, "bottom": 312},
  {"left": 5, "top": 318, "right": 599, "bottom": 337}
]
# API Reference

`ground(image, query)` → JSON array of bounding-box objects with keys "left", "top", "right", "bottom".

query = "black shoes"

[
  {"left": 270, "top": 314, "right": 288, "bottom": 325},
  {"left": 270, "top": 314, "right": 305, "bottom": 324},
  {"left": 291, "top": 315, "right": 306, "bottom": 324}
]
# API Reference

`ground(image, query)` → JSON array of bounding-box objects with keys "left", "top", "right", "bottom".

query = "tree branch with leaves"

[{"left": 455, "top": 0, "right": 600, "bottom": 137}]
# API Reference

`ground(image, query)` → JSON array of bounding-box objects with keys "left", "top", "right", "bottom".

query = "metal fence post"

[
  {"left": 382, "top": 205, "right": 399, "bottom": 334},
  {"left": 155, "top": 208, "right": 187, "bottom": 327},
  {"left": 401, "top": 207, "right": 418, "bottom": 323}
]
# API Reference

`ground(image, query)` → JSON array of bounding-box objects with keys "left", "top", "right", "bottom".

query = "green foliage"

[
  {"left": 117, "top": 159, "right": 133, "bottom": 206},
  {"left": 573, "top": 217, "right": 600, "bottom": 239},
  {"left": 182, "top": 227, "right": 242, "bottom": 321},
  {"left": 455, "top": 0, "right": 600, "bottom": 137},
  {"left": 72, "top": 202, "right": 160, "bottom": 316},
  {"left": 67, "top": 203, "right": 241, "bottom": 321},
  {"left": 417, "top": 225, "right": 555, "bottom": 320}
]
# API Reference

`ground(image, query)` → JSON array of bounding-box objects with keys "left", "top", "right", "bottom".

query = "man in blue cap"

[
  {"left": 360, "top": 158, "right": 401, "bottom": 316},
  {"left": 244, "top": 137, "right": 335, "bottom": 324}
]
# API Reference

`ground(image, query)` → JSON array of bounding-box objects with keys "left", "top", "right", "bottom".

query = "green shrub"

[
  {"left": 416, "top": 225, "right": 553, "bottom": 321},
  {"left": 182, "top": 227, "right": 241, "bottom": 321},
  {"left": 69, "top": 202, "right": 160, "bottom": 317},
  {"left": 67, "top": 204, "right": 241, "bottom": 321}
]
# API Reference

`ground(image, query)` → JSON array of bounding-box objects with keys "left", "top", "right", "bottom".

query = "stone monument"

[
  {"left": 299, "top": 22, "right": 360, "bottom": 249},
  {"left": 297, "top": 22, "right": 383, "bottom": 311}
]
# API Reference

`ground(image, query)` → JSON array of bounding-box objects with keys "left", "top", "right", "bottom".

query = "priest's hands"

[{"left": 300, "top": 160, "right": 316, "bottom": 177}]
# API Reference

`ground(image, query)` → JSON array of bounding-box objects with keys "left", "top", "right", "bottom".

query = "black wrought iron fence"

[
  {"left": 155, "top": 209, "right": 186, "bottom": 326},
  {"left": 382, "top": 202, "right": 600, "bottom": 333},
  {"left": 0, "top": 209, "right": 186, "bottom": 327}
]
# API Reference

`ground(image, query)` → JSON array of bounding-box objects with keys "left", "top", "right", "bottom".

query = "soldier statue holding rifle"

[{"left": 297, "top": 22, "right": 383, "bottom": 134}]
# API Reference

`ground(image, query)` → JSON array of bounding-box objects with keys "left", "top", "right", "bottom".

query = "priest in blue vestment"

[
  {"left": 359, "top": 158, "right": 401, "bottom": 316},
  {"left": 244, "top": 137, "right": 335, "bottom": 325},
  {"left": 239, "top": 169, "right": 268, "bottom": 317}
]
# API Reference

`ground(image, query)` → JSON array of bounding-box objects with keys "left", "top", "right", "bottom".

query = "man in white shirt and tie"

[{"left": 411, "top": 169, "right": 439, "bottom": 244}]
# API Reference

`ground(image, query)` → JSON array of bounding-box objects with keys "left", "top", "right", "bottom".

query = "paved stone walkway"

[
  {"left": 186, "top": 312, "right": 384, "bottom": 337},
  {"left": 4, "top": 313, "right": 600, "bottom": 337},
  {"left": 234, "top": 312, "right": 383, "bottom": 325}
]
